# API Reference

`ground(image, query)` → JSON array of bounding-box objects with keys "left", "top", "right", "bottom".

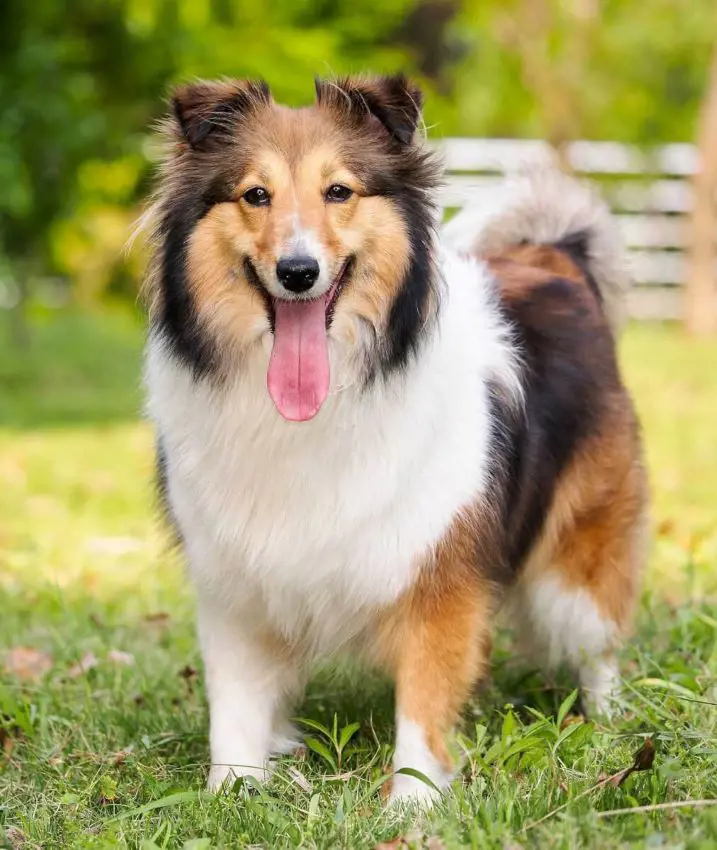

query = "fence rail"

[{"left": 437, "top": 138, "right": 700, "bottom": 320}]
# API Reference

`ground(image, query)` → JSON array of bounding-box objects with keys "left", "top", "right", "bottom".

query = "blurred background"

[{"left": 1, "top": 0, "right": 716, "bottom": 607}]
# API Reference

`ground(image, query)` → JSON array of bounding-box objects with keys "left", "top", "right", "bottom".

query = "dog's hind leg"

[{"left": 512, "top": 465, "right": 648, "bottom": 718}]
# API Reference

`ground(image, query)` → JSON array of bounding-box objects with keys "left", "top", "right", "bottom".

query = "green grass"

[{"left": 1, "top": 312, "right": 716, "bottom": 849}]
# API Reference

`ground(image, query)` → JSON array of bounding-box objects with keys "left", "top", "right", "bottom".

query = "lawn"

[{"left": 1, "top": 310, "right": 716, "bottom": 849}]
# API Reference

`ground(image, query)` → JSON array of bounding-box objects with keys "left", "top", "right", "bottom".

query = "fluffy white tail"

[{"left": 443, "top": 168, "right": 629, "bottom": 333}]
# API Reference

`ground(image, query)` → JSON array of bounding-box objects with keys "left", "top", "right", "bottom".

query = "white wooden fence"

[{"left": 437, "top": 139, "right": 699, "bottom": 320}]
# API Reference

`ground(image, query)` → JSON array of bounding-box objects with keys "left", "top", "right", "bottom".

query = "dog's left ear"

[{"left": 315, "top": 74, "right": 423, "bottom": 145}]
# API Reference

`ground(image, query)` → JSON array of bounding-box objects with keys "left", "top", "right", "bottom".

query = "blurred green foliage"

[{"left": 0, "top": 0, "right": 714, "bottom": 307}]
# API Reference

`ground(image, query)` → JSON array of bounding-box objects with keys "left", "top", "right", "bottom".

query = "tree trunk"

[{"left": 685, "top": 46, "right": 717, "bottom": 336}]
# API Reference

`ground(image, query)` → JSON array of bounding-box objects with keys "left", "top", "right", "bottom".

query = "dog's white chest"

[{"left": 145, "top": 254, "right": 516, "bottom": 652}]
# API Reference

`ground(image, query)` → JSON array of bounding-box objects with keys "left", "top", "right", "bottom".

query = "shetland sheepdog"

[{"left": 143, "top": 75, "right": 648, "bottom": 804}]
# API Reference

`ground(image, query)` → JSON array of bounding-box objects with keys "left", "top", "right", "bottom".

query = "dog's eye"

[
  {"left": 242, "top": 187, "right": 271, "bottom": 207},
  {"left": 325, "top": 184, "right": 353, "bottom": 203}
]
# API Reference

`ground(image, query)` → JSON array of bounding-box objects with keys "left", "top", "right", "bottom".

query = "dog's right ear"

[{"left": 172, "top": 79, "right": 271, "bottom": 150}]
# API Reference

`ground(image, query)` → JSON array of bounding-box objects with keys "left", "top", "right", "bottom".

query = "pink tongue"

[{"left": 267, "top": 297, "right": 330, "bottom": 422}]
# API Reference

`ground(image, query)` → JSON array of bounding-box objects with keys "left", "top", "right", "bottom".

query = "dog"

[{"left": 142, "top": 74, "right": 648, "bottom": 804}]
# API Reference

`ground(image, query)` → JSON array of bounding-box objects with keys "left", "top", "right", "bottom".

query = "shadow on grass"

[{"left": 0, "top": 308, "right": 145, "bottom": 429}]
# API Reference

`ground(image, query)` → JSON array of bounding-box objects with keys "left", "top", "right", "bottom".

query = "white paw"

[
  {"left": 206, "top": 762, "right": 267, "bottom": 793},
  {"left": 388, "top": 771, "right": 445, "bottom": 807},
  {"left": 582, "top": 690, "right": 617, "bottom": 719},
  {"left": 270, "top": 721, "right": 303, "bottom": 756},
  {"left": 580, "top": 657, "right": 619, "bottom": 719},
  {"left": 390, "top": 715, "right": 451, "bottom": 807}
]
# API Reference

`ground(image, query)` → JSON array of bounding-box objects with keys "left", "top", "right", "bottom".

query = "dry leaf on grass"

[
  {"left": 608, "top": 738, "right": 656, "bottom": 787},
  {"left": 107, "top": 649, "right": 135, "bottom": 666},
  {"left": 559, "top": 713, "right": 585, "bottom": 731},
  {"left": 143, "top": 612, "right": 171, "bottom": 627},
  {"left": 287, "top": 765, "right": 312, "bottom": 793},
  {"left": 3, "top": 646, "right": 53, "bottom": 681},
  {"left": 110, "top": 746, "right": 134, "bottom": 766},
  {"left": 1, "top": 715, "right": 24, "bottom": 757},
  {"left": 179, "top": 664, "right": 198, "bottom": 680},
  {"left": 524, "top": 737, "right": 657, "bottom": 831},
  {"left": 67, "top": 652, "right": 100, "bottom": 678},
  {"left": 4, "top": 826, "right": 27, "bottom": 849}
]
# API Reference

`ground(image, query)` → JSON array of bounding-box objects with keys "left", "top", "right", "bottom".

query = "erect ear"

[
  {"left": 315, "top": 74, "right": 423, "bottom": 145},
  {"left": 171, "top": 79, "right": 271, "bottom": 150}
]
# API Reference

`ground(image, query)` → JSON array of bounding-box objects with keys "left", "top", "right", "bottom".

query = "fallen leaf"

[
  {"left": 67, "top": 652, "right": 100, "bottom": 678},
  {"left": 179, "top": 664, "right": 198, "bottom": 680},
  {"left": 107, "top": 650, "right": 135, "bottom": 666},
  {"left": 3, "top": 647, "right": 53, "bottom": 681},
  {"left": 0, "top": 715, "right": 23, "bottom": 757},
  {"left": 608, "top": 738, "right": 656, "bottom": 787},
  {"left": 4, "top": 826, "right": 26, "bottom": 849},
  {"left": 111, "top": 746, "right": 134, "bottom": 766},
  {"left": 287, "top": 766, "right": 312, "bottom": 793},
  {"left": 559, "top": 713, "right": 585, "bottom": 730},
  {"left": 143, "top": 612, "right": 171, "bottom": 627}
]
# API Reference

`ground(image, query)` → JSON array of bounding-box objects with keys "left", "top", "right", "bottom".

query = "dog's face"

[{"left": 151, "top": 76, "right": 440, "bottom": 421}]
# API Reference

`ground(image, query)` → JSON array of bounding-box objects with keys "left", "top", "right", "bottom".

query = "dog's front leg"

[
  {"left": 376, "top": 518, "right": 496, "bottom": 805},
  {"left": 197, "top": 595, "right": 299, "bottom": 792}
]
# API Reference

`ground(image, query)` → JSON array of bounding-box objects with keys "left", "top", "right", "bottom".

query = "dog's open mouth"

[{"left": 267, "top": 258, "right": 353, "bottom": 423}]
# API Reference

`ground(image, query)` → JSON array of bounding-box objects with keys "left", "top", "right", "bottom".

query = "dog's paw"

[
  {"left": 270, "top": 721, "right": 303, "bottom": 757},
  {"left": 206, "top": 763, "right": 267, "bottom": 793},
  {"left": 387, "top": 771, "right": 448, "bottom": 808}
]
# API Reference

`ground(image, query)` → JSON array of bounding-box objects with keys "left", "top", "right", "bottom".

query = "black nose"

[{"left": 276, "top": 256, "right": 320, "bottom": 294}]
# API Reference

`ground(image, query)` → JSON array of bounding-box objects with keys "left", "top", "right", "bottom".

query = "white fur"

[
  {"left": 579, "top": 655, "right": 619, "bottom": 717},
  {"left": 512, "top": 572, "right": 619, "bottom": 715},
  {"left": 199, "top": 594, "right": 305, "bottom": 791},
  {"left": 443, "top": 168, "right": 629, "bottom": 332},
  {"left": 390, "top": 714, "right": 452, "bottom": 805},
  {"left": 145, "top": 248, "right": 519, "bottom": 784}
]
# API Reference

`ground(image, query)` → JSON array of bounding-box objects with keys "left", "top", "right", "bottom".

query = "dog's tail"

[{"left": 443, "top": 168, "right": 629, "bottom": 333}]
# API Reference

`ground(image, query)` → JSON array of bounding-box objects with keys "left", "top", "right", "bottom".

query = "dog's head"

[{"left": 149, "top": 75, "right": 441, "bottom": 421}]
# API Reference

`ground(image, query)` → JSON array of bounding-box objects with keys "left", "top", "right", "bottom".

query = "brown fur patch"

[
  {"left": 187, "top": 205, "right": 270, "bottom": 347},
  {"left": 489, "top": 243, "right": 586, "bottom": 285},
  {"left": 373, "top": 509, "right": 496, "bottom": 769},
  {"left": 522, "top": 404, "right": 648, "bottom": 632}
]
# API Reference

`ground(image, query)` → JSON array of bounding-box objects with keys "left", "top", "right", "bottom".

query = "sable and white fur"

[
  {"left": 443, "top": 168, "right": 629, "bottom": 331},
  {"left": 143, "top": 76, "right": 647, "bottom": 804}
]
